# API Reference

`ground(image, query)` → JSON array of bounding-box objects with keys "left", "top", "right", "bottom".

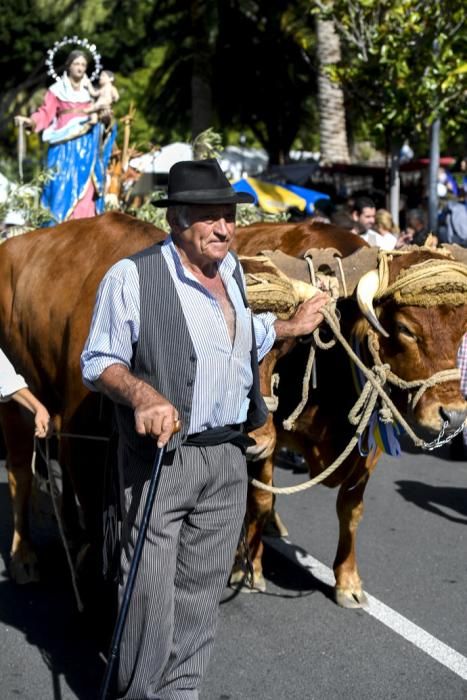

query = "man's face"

[
  {"left": 355, "top": 206, "right": 376, "bottom": 231},
  {"left": 169, "top": 204, "right": 236, "bottom": 266}
]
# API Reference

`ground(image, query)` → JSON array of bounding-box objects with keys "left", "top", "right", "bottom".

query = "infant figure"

[{"left": 85, "top": 70, "right": 119, "bottom": 125}]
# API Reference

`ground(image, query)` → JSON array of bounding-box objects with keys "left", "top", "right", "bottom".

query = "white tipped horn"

[
  {"left": 290, "top": 279, "right": 318, "bottom": 301},
  {"left": 356, "top": 269, "right": 389, "bottom": 338}
]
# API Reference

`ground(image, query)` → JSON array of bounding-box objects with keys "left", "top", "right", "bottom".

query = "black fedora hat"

[{"left": 153, "top": 158, "right": 255, "bottom": 207}]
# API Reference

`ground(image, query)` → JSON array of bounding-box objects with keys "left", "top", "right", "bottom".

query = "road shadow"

[
  {"left": 0, "top": 481, "right": 106, "bottom": 700},
  {"left": 261, "top": 536, "right": 335, "bottom": 602},
  {"left": 395, "top": 479, "right": 467, "bottom": 524}
]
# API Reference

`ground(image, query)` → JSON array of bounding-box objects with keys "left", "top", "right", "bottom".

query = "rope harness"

[
  {"left": 31, "top": 430, "right": 111, "bottom": 610},
  {"left": 249, "top": 249, "right": 467, "bottom": 495}
]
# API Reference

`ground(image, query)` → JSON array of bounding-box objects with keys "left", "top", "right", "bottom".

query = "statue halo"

[{"left": 45, "top": 36, "right": 102, "bottom": 83}]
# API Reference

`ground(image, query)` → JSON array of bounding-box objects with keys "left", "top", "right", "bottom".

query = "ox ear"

[{"left": 356, "top": 269, "right": 389, "bottom": 338}]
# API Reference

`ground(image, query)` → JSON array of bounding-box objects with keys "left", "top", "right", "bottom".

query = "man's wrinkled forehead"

[{"left": 187, "top": 203, "right": 236, "bottom": 221}]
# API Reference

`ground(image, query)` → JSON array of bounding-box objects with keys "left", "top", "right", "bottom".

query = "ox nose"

[{"left": 439, "top": 407, "right": 467, "bottom": 430}]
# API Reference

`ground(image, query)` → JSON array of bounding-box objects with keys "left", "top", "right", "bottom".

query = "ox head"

[{"left": 355, "top": 248, "right": 467, "bottom": 436}]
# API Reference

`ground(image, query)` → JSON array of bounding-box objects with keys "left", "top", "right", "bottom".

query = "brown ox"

[
  {"left": 1, "top": 213, "right": 466, "bottom": 615},
  {"left": 0, "top": 214, "right": 337, "bottom": 586},
  {"left": 232, "top": 224, "right": 467, "bottom": 606},
  {"left": 0, "top": 213, "right": 165, "bottom": 584}
]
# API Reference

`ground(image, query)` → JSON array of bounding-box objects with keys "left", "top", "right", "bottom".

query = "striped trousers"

[{"left": 117, "top": 443, "right": 248, "bottom": 700}]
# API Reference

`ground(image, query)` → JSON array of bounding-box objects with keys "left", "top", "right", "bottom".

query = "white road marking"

[{"left": 265, "top": 536, "right": 467, "bottom": 681}]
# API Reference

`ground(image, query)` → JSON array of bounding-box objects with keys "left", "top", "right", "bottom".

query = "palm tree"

[{"left": 316, "top": 17, "right": 349, "bottom": 163}]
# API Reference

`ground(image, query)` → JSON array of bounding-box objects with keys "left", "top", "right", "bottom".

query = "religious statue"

[{"left": 15, "top": 38, "right": 117, "bottom": 225}]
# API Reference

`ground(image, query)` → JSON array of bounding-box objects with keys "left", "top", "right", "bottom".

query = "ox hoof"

[
  {"left": 9, "top": 549, "right": 40, "bottom": 585},
  {"left": 263, "top": 511, "right": 289, "bottom": 538},
  {"left": 229, "top": 569, "right": 267, "bottom": 593},
  {"left": 334, "top": 587, "right": 368, "bottom": 609}
]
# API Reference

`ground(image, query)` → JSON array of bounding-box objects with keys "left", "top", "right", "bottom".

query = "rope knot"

[
  {"left": 378, "top": 405, "right": 394, "bottom": 424},
  {"left": 374, "top": 363, "right": 390, "bottom": 385}
]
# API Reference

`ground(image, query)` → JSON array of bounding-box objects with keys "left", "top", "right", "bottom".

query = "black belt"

[{"left": 184, "top": 424, "right": 255, "bottom": 454}]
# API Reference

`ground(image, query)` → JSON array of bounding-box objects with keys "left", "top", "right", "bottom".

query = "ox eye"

[{"left": 396, "top": 322, "right": 417, "bottom": 340}]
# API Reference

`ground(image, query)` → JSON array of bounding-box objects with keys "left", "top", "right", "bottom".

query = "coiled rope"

[{"left": 249, "top": 303, "right": 463, "bottom": 495}]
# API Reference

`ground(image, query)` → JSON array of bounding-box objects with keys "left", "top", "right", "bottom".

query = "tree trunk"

[
  {"left": 316, "top": 17, "right": 350, "bottom": 164},
  {"left": 190, "top": 0, "right": 213, "bottom": 139},
  {"left": 191, "top": 74, "right": 213, "bottom": 139}
]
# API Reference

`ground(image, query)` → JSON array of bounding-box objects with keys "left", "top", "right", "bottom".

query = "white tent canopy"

[{"left": 129, "top": 143, "right": 193, "bottom": 174}]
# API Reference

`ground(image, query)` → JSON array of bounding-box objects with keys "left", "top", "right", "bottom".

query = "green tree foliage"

[
  {"left": 313, "top": 0, "right": 467, "bottom": 142},
  {"left": 143, "top": 0, "right": 318, "bottom": 162},
  {"left": 213, "top": 1, "right": 317, "bottom": 163}
]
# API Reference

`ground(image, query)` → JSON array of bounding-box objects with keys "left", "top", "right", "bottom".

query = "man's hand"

[
  {"left": 96, "top": 364, "right": 180, "bottom": 447},
  {"left": 274, "top": 291, "right": 329, "bottom": 339},
  {"left": 134, "top": 390, "right": 180, "bottom": 448}
]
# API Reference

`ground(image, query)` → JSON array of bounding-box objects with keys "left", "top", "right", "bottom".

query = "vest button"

[
  {"left": 187, "top": 379, "right": 194, "bottom": 387},
  {"left": 189, "top": 355, "right": 196, "bottom": 362}
]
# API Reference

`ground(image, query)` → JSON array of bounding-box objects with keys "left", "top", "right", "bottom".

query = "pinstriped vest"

[{"left": 113, "top": 243, "right": 268, "bottom": 456}]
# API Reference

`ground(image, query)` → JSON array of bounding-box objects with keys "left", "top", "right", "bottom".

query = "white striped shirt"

[
  {"left": 81, "top": 237, "right": 277, "bottom": 433},
  {"left": 0, "top": 348, "right": 28, "bottom": 401}
]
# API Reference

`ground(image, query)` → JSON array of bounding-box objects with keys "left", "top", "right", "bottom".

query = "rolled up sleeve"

[
  {"left": 253, "top": 311, "right": 277, "bottom": 361},
  {"left": 0, "top": 349, "right": 28, "bottom": 401},
  {"left": 80, "top": 260, "right": 140, "bottom": 390}
]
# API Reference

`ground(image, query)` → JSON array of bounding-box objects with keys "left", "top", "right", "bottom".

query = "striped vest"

[{"left": 113, "top": 243, "right": 268, "bottom": 455}]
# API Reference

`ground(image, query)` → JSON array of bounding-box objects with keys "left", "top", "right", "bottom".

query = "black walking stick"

[{"left": 99, "top": 422, "right": 178, "bottom": 700}]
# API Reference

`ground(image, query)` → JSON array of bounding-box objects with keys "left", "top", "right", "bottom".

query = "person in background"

[
  {"left": 361, "top": 208, "right": 398, "bottom": 250},
  {"left": 0, "top": 348, "right": 50, "bottom": 437},
  {"left": 311, "top": 198, "right": 333, "bottom": 224},
  {"left": 438, "top": 166, "right": 459, "bottom": 198},
  {"left": 397, "top": 208, "right": 437, "bottom": 248},
  {"left": 331, "top": 209, "right": 364, "bottom": 235},
  {"left": 350, "top": 196, "right": 376, "bottom": 233},
  {"left": 458, "top": 157, "right": 467, "bottom": 198}
]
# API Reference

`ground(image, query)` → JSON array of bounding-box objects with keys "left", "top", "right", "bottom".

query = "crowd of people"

[
  {"left": 305, "top": 160, "right": 467, "bottom": 253},
  {"left": 315, "top": 193, "right": 456, "bottom": 251}
]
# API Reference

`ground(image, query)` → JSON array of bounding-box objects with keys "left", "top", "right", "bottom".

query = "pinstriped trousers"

[{"left": 117, "top": 443, "right": 248, "bottom": 700}]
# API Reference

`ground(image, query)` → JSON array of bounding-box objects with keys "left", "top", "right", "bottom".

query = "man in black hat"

[{"left": 81, "top": 159, "right": 328, "bottom": 699}]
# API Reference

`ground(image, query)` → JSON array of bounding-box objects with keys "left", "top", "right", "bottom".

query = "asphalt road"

[{"left": 0, "top": 441, "right": 466, "bottom": 700}]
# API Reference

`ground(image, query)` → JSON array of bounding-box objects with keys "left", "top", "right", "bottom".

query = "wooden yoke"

[{"left": 262, "top": 247, "right": 380, "bottom": 299}]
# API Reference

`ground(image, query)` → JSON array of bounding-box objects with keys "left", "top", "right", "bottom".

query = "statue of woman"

[{"left": 15, "top": 49, "right": 116, "bottom": 225}]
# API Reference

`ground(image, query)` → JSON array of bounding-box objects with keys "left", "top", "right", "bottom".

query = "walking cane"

[{"left": 99, "top": 421, "right": 180, "bottom": 700}]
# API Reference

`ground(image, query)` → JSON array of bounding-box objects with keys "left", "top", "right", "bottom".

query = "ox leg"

[
  {"left": 333, "top": 470, "right": 370, "bottom": 609},
  {"left": 230, "top": 455, "right": 275, "bottom": 593},
  {"left": 0, "top": 404, "right": 40, "bottom": 584}
]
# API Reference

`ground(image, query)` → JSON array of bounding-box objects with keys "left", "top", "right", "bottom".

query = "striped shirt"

[
  {"left": 457, "top": 333, "right": 467, "bottom": 397},
  {"left": 81, "top": 236, "right": 277, "bottom": 433}
]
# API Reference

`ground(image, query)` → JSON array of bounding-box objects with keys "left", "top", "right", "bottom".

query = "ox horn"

[
  {"left": 290, "top": 279, "right": 319, "bottom": 301},
  {"left": 356, "top": 269, "right": 389, "bottom": 338},
  {"left": 441, "top": 244, "right": 467, "bottom": 266}
]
